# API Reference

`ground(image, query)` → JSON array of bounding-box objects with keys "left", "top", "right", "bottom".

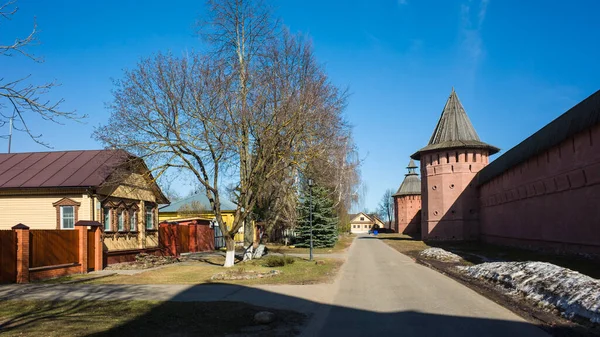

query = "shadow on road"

[{"left": 0, "top": 282, "right": 589, "bottom": 336}]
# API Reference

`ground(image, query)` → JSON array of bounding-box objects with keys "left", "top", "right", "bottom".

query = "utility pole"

[
  {"left": 8, "top": 116, "right": 13, "bottom": 153},
  {"left": 308, "top": 178, "right": 314, "bottom": 261}
]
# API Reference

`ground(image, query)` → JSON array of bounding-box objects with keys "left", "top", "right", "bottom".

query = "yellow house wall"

[
  {"left": 103, "top": 235, "right": 139, "bottom": 251},
  {"left": 146, "top": 231, "right": 159, "bottom": 248},
  {"left": 0, "top": 194, "right": 90, "bottom": 230}
]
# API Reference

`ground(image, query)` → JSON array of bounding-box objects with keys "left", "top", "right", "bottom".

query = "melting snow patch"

[
  {"left": 459, "top": 261, "right": 600, "bottom": 324},
  {"left": 419, "top": 248, "right": 462, "bottom": 262}
]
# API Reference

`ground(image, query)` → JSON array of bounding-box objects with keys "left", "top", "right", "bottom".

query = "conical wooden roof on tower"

[
  {"left": 393, "top": 159, "right": 421, "bottom": 197},
  {"left": 411, "top": 88, "right": 499, "bottom": 160}
]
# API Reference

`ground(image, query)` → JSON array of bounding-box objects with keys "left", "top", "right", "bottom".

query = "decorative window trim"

[{"left": 53, "top": 198, "right": 80, "bottom": 230}]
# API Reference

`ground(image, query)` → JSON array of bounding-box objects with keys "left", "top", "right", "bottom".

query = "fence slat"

[
  {"left": 29, "top": 230, "right": 79, "bottom": 268},
  {"left": 0, "top": 230, "right": 17, "bottom": 283},
  {"left": 179, "top": 225, "right": 190, "bottom": 254}
]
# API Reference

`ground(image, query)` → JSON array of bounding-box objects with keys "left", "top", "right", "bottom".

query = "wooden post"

[
  {"left": 94, "top": 226, "right": 103, "bottom": 271},
  {"left": 76, "top": 223, "right": 88, "bottom": 274},
  {"left": 75, "top": 221, "right": 104, "bottom": 272},
  {"left": 12, "top": 223, "right": 29, "bottom": 284}
]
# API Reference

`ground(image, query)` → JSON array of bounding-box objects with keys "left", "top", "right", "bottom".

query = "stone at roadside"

[
  {"left": 419, "top": 247, "right": 462, "bottom": 262},
  {"left": 254, "top": 311, "right": 276, "bottom": 324}
]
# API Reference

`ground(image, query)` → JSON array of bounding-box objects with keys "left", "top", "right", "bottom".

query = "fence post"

[
  {"left": 94, "top": 226, "right": 103, "bottom": 271},
  {"left": 12, "top": 224, "right": 30, "bottom": 284},
  {"left": 76, "top": 223, "right": 88, "bottom": 274}
]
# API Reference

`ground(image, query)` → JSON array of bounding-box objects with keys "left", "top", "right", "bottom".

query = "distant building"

[{"left": 348, "top": 212, "right": 385, "bottom": 234}]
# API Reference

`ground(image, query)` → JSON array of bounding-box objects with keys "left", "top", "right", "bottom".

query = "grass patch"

[
  {"left": 266, "top": 234, "right": 355, "bottom": 254},
  {"left": 36, "top": 273, "right": 108, "bottom": 284},
  {"left": 379, "top": 233, "right": 600, "bottom": 278},
  {"left": 377, "top": 233, "right": 431, "bottom": 260},
  {"left": 262, "top": 255, "right": 295, "bottom": 267},
  {"left": 0, "top": 300, "right": 305, "bottom": 337},
  {"left": 85, "top": 257, "right": 342, "bottom": 285}
]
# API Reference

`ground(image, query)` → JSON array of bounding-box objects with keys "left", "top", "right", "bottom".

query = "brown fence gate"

[{"left": 0, "top": 230, "right": 17, "bottom": 283}]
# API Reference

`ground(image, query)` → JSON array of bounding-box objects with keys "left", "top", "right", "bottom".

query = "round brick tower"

[
  {"left": 411, "top": 88, "right": 499, "bottom": 241},
  {"left": 393, "top": 159, "right": 421, "bottom": 235}
]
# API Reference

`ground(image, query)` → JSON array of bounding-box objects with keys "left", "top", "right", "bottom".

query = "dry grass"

[
  {"left": 266, "top": 234, "right": 355, "bottom": 254},
  {"left": 85, "top": 257, "right": 343, "bottom": 286},
  {"left": 0, "top": 300, "right": 305, "bottom": 337},
  {"left": 377, "top": 233, "right": 431, "bottom": 260},
  {"left": 378, "top": 233, "right": 600, "bottom": 278}
]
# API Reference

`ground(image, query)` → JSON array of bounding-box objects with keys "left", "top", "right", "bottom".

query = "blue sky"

[{"left": 3, "top": 0, "right": 600, "bottom": 211}]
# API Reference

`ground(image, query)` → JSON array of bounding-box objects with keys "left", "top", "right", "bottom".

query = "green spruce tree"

[{"left": 295, "top": 182, "right": 339, "bottom": 248}]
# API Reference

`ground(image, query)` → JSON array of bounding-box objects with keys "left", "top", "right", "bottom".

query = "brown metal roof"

[
  {"left": 0, "top": 150, "right": 130, "bottom": 189},
  {"left": 412, "top": 88, "right": 499, "bottom": 160}
]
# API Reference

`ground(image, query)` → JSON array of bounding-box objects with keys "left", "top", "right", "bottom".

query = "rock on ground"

[
  {"left": 419, "top": 248, "right": 462, "bottom": 262},
  {"left": 459, "top": 261, "right": 600, "bottom": 325},
  {"left": 254, "top": 311, "right": 276, "bottom": 324}
]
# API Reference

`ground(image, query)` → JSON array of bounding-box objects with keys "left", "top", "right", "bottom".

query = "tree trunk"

[{"left": 224, "top": 236, "right": 236, "bottom": 267}]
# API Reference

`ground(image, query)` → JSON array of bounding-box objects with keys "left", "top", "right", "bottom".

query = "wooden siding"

[
  {"left": 0, "top": 195, "right": 87, "bottom": 230},
  {"left": 103, "top": 235, "right": 140, "bottom": 251}
]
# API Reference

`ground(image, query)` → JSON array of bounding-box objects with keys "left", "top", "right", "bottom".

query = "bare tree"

[
  {"left": 177, "top": 200, "right": 205, "bottom": 218},
  {"left": 0, "top": 1, "right": 84, "bottom": 148},
  {"left": 377, "top": 189, "right": 394, "bottom": 229},
  {"left": 95, "top": 0, "right": 348, "bottom": 267}
]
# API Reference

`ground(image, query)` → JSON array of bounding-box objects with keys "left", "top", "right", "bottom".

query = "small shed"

[{"left": 159, "top": 217, "right": 214, "bottom": 256}]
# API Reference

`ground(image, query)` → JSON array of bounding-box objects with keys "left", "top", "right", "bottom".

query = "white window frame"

[
  {"left": 130, "top": 211, "right": 137, "bottom": 232},
  {"left": 145, "top": 207, "right": 154, "bottom": 230},
  {"left": 118, "top": 210, "right": 125, "bottom": 232},
  {"left": 60, "top": 206, "right": 75, "bottom": 229},
  {"left": 103, "top": 208, "right": 111, "bottom": 232}
]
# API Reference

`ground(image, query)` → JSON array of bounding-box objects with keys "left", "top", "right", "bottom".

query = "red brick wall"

[
  {"left": 395, "top": 194, "right": 422, "bottom": 235},
  {"left": 479, "top": 123, "right": 600, "bottom": 255},
  {"left": 420, "top": 149, "right": 489, "bottom": 241}
]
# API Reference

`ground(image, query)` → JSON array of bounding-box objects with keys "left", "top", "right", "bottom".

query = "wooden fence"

[
  {"left": 0, "top": 222, "right": 103, "bottom": 283},
  {"left": 159, "top": 220, "right": 214, "bottom": 256},
  {"left": 30, "top": 230, "right": 79, "bottom": 268},
  {"left": 0, "top": 230, "right": 17, "bottom": 283}
]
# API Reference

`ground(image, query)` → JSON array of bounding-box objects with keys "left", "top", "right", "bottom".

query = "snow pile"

[
  {"left": 459, "top": 261, "right": 600, "bottom": 324},
  {"left": 419, "top": 248, "right": 462, "bottom": 262}
]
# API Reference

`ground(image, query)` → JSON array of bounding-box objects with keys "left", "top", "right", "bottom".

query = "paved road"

[
  {"left": 303, "top": 235, "right": 548, "bottom": 337},
  {"left": 0, "top": 236, "right": 549, "bottom": 336}
]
